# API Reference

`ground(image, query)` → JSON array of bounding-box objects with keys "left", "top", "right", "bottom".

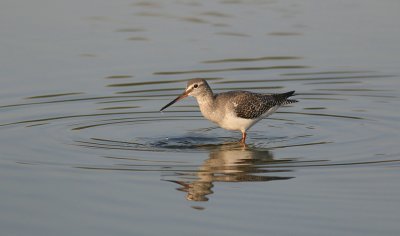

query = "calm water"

[{"left": 1, "top": 0, "right": 400, "bottom": 235}]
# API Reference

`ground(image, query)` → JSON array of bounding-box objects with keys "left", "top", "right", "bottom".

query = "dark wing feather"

[{"left": 232, "top": 91, "right": 297, "bottom": 119}]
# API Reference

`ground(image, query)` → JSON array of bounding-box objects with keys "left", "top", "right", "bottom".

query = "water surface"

[{"left": 1, "top": 0, "right": 400, "bottom": 235}]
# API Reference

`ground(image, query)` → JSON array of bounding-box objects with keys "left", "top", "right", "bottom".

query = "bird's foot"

[{"left": 239, "top": 138, "right": 247, "bottom": 147}]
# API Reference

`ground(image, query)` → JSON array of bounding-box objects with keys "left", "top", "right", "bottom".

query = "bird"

[{"left": 160, "top": 79, "right": 298, "bottom": 144}]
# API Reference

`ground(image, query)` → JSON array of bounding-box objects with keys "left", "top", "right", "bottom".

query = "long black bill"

[{"left": 160, "top": 92, "right": 188, "bottom": 111}]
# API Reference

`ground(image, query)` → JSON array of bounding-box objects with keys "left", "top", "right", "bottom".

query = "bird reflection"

[{"left": 166, "top": 142, "right": 293, "bottom": 201}]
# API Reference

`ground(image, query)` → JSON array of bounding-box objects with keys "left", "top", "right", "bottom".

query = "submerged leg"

[{"left": 240, "top": 131, "right": 247, "bottom": 144}]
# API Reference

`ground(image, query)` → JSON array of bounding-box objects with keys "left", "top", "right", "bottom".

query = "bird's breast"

[{"left": 199, "top": 103, "right": 220, "bottom": 123}]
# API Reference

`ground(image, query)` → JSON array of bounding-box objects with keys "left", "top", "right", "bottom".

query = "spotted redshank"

[{"left": 160, "top": 79, "right": 298, "bottom": 144}]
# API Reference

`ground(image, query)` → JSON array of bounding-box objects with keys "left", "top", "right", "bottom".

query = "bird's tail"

[
  {"left": 273, "top": 90, "right": 298, "bottom": 105},
  {"left": 285, "top": 99, "right": 298, "bottom": 104}
]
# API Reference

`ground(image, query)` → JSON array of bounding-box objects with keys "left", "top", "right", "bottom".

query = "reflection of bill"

[{"left": 166, "top": 143, "right": 293, "bottom": 202}]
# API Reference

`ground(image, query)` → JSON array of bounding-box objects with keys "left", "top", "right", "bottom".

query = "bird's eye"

[{"left": 193, "top": 84, "right": 198, "bottom": 88}]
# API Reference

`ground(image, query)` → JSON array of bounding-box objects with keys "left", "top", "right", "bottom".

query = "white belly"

[{"left": 218, "top": 115, "right": 261, "bottom": 132}]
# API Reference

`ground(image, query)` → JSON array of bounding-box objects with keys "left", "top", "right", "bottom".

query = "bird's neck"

[
  {"left": 195, "top": 91, "right": 219, "bottom": 123},
  {"left": 196, "top": 90, "right": 214, "bottom": 107}
]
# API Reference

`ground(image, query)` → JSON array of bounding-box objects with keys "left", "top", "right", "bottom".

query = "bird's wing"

[
  {"left": 231, "top": 91, "right": 297, "bottom": 119},
  {"left": 232, "top": 92, "right": 275, "bottom": 119}
]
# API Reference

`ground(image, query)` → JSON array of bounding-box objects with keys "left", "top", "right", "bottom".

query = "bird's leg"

[{"left": 240, "top": 131, "right": 247, "bottom": 144}]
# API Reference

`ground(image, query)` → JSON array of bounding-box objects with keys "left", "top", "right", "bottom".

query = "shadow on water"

[{"left": 163, "top": 142, "right": 294, "bottom": 202}]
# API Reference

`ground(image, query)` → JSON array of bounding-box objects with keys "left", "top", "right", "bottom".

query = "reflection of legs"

[{"left": 240, "top": 131, "right": 247, "bottom": 144}]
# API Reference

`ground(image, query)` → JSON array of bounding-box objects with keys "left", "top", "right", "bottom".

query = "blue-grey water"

[{"left": 1, "top": 0, "right": 400, "bottom": 235}]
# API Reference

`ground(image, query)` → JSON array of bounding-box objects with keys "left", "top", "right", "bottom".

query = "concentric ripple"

[{"left": 1, "top": 62, "right": 400, "bottom": 201}]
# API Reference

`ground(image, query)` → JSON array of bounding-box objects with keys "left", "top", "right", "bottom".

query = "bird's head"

[{"left": 160, "top": 79, "right": 210, "bottom": 111}]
